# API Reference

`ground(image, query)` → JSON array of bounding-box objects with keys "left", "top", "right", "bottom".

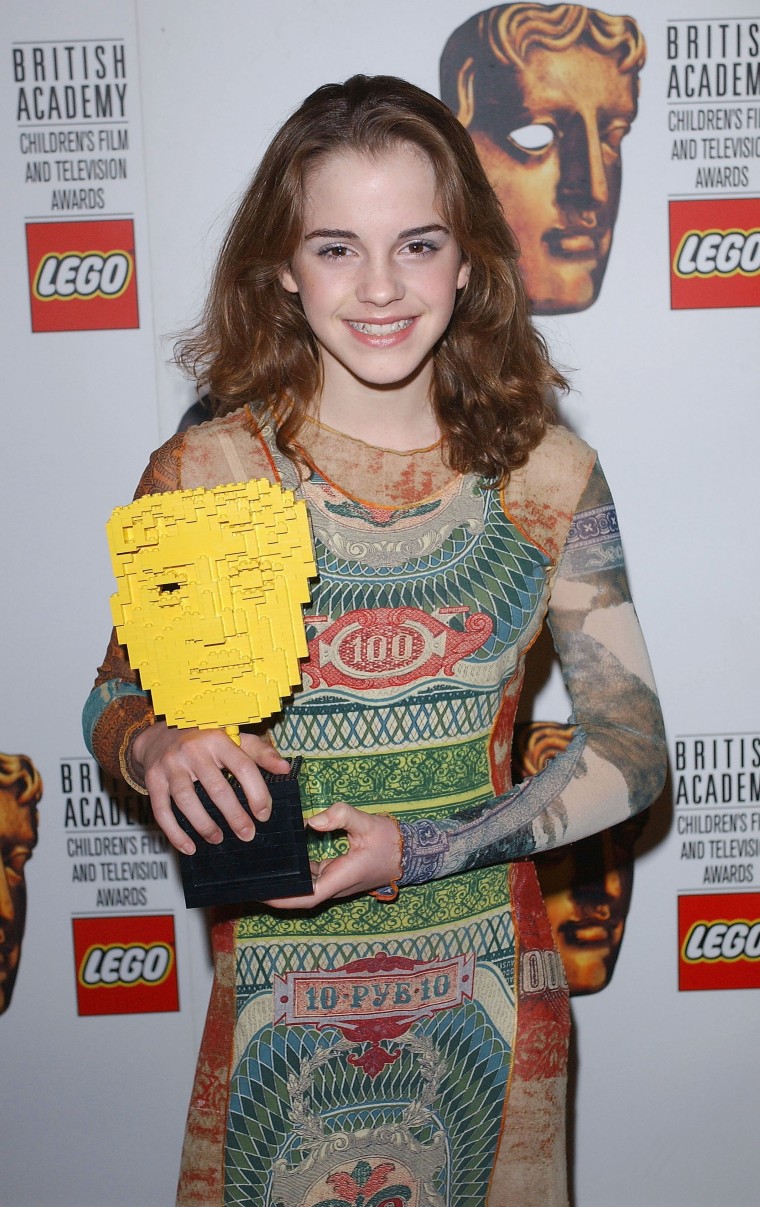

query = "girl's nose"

[{"left": 356, "top": 255, "right": 405, "bottom": 306}]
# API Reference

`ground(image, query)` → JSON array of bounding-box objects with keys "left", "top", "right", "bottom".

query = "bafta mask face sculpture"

[
  {"left": 108, "top": 479, "right": 316, "bottom": 734},
  {"left": 536, "top": 819, "right": 642, "bottom": 994},
  {"left": 441, "top": 3, "right": 645, "bottom": 314},
  {"left": 0, "top": 754, "right": 42, "bottom": 1014},
  {"left": 513, "top": 722, "right": 645, "bottom": 994}
]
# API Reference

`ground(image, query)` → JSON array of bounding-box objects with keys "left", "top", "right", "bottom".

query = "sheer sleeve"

[
  {"left": 82, "top": 433, "right": 185, "bottom": 791},
  {"left": 398, "top": 459, "right": 667, "bottom": 884}
]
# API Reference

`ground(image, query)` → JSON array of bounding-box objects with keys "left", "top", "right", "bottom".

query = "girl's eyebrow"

[
  {"left": 304, "top": 223, "right": 450, "bottom": 241},
  {"left": 399, "top": 224, "right": 449, "bottom": 238},
  {"left": 305, "top": 228, "right": 356, "bottom": 240}
]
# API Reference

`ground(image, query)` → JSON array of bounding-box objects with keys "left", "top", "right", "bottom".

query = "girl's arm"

[{"left": 397, "top": 460, "right": 666, "bottom": 882}]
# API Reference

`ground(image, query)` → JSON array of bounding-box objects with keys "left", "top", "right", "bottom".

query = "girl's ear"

[
  {"left": 279, "top": 265, "right": 299, "bottom": 294},
  {"left": 457, "top": 258, "right": 471, "bottom": 290}
]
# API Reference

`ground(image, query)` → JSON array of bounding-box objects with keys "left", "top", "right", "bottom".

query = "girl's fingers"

[
  {"left": 240, "top": 733, "right": 290, "bottom": 774},
  {"left": 307, "top": 801, "right": 370, "bottom": 835},
  {"left": 233, "top": 736, "right": 290, "bottom": 822},
  {"left": 139, "top": 724, "right": 291, "bottom": 847},
  {"left": 143, "top": 775, "right": 198, "bottom": 855},
  {"left": 264, "top": 809, "right": 403, "bottom": 908}
]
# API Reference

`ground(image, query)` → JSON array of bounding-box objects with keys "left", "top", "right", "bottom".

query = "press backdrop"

[{"left": 2, "top": 2, "right": 759, "bottom": 1204}]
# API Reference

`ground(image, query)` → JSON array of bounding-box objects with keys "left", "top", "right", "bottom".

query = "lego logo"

[
  {"left": 79, "top": 942, "right": 173, "bottom": 987},
  {"left": 675, "top": 229, "right": 760, "bottom": 279},
  {"left": 683, "top": 920, "right": 760, "bottom": 963},
  {"left": 34, "top": 250, "right": 133, "bottom": 301}
]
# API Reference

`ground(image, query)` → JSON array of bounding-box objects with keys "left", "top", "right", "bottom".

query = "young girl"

[{"left": 84, "top": 75, "right": 665, "bottom": 1207}]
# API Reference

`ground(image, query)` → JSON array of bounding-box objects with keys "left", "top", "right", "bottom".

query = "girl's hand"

[
  {"left": 132, "top": 721, "right": 290, "bottom": 854},
  {"left": 264, "top": 803, "right": 403, "bottom": 908}
]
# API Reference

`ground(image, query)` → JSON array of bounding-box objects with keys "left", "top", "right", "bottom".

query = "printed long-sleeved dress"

[{"left": 84, "top": 408, "right": 666, "bottom": 1207}]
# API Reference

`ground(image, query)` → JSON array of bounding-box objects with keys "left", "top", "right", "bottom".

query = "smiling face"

[
  {"left": 465, "top": 44, "right": 637, "bottom": 313},
  {"left": 280, "top": 144, "right": 470, "bottom": 407},
  {"left": 108, "top": 480, "right": 316, "bottom": 731},
  {"left": 0, "top": 789, "right": 38, "bottom": 1013}
]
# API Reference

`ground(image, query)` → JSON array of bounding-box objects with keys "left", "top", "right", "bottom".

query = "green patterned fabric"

[
  {"left": 85, "top": 413, "right": 664, "bottom": 1206},
  {"left": 221, "top": 441, "right": 566, "bottom": 1205}
]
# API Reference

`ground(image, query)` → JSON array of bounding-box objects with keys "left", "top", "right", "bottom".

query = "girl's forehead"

[
  {"left": 300, "top": 144, "right": 442, "bottom": 219},
  {"left": 304, "top": 143, "right": 435, "bottom": 187}
]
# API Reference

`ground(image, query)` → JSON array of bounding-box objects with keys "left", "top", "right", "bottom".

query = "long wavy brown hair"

[{"left": 176, "top": 74, "right": 566, "bottom": 483}]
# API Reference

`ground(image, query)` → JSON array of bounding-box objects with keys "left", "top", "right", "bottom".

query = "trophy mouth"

[{"left": 189, "top": 656, "right": 255, "bottom": 677}]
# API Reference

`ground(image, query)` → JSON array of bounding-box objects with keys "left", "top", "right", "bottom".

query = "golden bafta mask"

[
  {"left": 441, "top": 3, "right": 646, "bottom": 314},
  {"left": 107, "top": 478, "right": 316, "bottom": 739},
  {"left": 513, "top": 722, "right": 644, "bottom": 995}
]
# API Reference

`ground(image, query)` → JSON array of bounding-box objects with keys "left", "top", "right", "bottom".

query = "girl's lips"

[
  {"left": 344, "top": 317, "right": 417, "bottom": 346},
  {"left": 348, "top": 318, "right": 414, "bottom": 335}
]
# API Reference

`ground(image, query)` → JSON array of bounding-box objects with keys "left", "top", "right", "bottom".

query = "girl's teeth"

[{"left": 348, "top": 319, "right": 413, "bottom": 335}]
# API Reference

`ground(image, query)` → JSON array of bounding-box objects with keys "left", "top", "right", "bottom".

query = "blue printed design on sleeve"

[
  {"left": 562, "top": 504, "right": 624, "bottom": 576},
  {"left": 82, "top": 680, "right": 149, "bottom": 755}
]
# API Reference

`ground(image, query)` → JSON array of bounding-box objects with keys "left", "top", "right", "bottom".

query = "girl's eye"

[
  {"left": 318, "top": 244, "right": 352, "bottom": 259},
  {"left": 405, "top": 240, "right": 436, "bottom": 257}
]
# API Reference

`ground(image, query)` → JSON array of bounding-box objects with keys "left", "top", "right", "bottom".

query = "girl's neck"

[{"left": 311, "top": 361, "right": 440, "bottom": 452}]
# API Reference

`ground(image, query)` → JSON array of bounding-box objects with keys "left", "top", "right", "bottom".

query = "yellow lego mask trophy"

[{"left": 107, "top": 477, "right": 317, "bottom": 906}]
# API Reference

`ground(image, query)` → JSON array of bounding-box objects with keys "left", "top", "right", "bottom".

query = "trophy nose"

[
  {"left": 201, "top": 626, "right": 226, "bottom": 646},
  {"left": 198, "top": 602, "right": 227, "bottom": 646}
]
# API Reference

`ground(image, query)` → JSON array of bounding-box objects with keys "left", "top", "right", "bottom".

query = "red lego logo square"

[
  {"left": 669, "top": 198, "right": 760, "bottom": 310},
  {"left": 678, "top": 892, "right": 760, "bottom": 991},
  {"left": 26, "top": 218, "right": 139, "bottom": 332},
  {"left": 72, "top": 914, "right": 179, "bottom": 1016}
]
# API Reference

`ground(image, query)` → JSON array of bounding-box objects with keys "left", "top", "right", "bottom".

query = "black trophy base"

[{"left": 171, "top": 758, "right": 312, "bottom": 908}]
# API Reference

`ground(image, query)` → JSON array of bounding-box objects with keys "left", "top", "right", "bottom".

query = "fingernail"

[
  {"left": 239, "top": 824, "right": 254, "bottom": 841},
  {"left": 180, "top": 841, "right": 195, "bottom": 856}
]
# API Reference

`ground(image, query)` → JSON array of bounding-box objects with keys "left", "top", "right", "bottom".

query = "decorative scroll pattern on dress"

[
  {"left": 303, "top": 485, "right": 550, "bottom": 668},
  {"left": 273, "top": 690, "right": 499, "bottom": 756},
  {"left": 234, "top": 867, "right": 515, "bottom": 961},
  {"left": 302, "top": 472, "right": 485, "bottom": 569},
  {"left": 563, "top": 503, "right": 624, "bottom": 575},
  {"left": 226, "top": 930, "right": 516, "bottom": 1206},
  {"left": 301, "top": 606, "right": 493, "bottom": 691}
]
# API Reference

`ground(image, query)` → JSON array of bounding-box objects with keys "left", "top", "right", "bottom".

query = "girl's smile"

[{"left": 280, "top": 143, "right": 469, "bottom": 425}]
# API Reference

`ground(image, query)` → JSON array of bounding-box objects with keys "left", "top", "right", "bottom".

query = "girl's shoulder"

[
  {"left": 141, "top": 406, "right": 277, "bottom": 494},
  {"left": 502, "top": 425, "right": 597, "bottom": 561}
]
